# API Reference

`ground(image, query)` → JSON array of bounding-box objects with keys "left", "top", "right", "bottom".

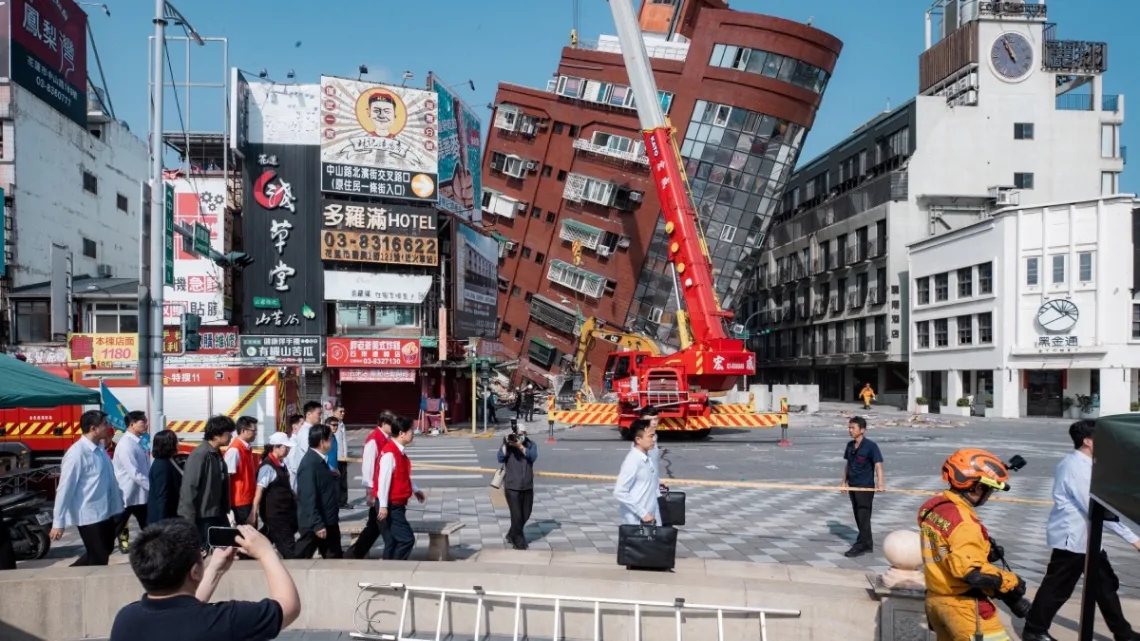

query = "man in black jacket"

[
  {"left": 295, "top": 424, "right": 342, "bottom": 559},
  {"left": 178, "top": 416, "right": 235, "bottom": 546}
]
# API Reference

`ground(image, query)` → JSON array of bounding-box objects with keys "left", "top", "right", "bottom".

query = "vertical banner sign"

[
  {"left": 164, "top": 182, "right": 175, "bottom": 287},
  {"left": 164, "top": 178, "right": 229, "bottom": 324},
  {"left": 453, "top": 221, "right": 499, "bottom": 339},
  {"left": 430, "top": 74, "right": 483, "bottom": 223},
  {"left": 7, "top": 0, "right": 88, "bottom": 125},
  {"left": 319, "top": 76, "right": 439, "bottom": 202},
  {"left": 0, "top": 187, "right": 5, "bottom": 277}
]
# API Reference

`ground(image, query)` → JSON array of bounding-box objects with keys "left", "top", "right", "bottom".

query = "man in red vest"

[
  {"left": 345, "top": 411, "right": 397, "bottom": 559},
  {"left": 377, "top": 417, "right": 426, "bottom": 560},
  {"left": 224, "top": 416, "right": 259, "bottom": 526}
]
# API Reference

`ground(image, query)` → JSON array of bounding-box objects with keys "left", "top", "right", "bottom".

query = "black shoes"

[
  {"left": 506, "top": 535, "right": 528, "bottom": 550},
  {"left": 1020, "top": 631, "right": 1058, "bottom": 641},
  {"left": 844, "top": 545, "right": 873, "bottom": 558}
]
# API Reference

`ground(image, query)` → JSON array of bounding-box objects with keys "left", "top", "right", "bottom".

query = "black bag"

[
  {"left": 657, "top": 491, "right": 686, "bottom": 527},
  {"left": 617, "top": 524, "right": 677, "bottom": 570}
]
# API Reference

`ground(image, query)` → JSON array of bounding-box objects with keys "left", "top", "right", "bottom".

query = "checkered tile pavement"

[{"left": 40, "top": 474, "right": 1140, "bottom": 598}]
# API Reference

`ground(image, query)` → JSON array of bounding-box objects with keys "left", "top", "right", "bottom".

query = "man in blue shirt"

[
  {"left": 841, "top": 416, "right": 883, "bottom": 558},
  {"left": 614, "top": 421, "right": 662, "bottom": 526},
  {"left": 1022, "top": 420, "right": 1140, "bottom": 641}
]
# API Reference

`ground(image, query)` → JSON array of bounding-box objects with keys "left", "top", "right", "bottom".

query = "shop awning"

[
  {"left": 490, "top": 231, "right": 509, "bottom": 243},
  {"left": 529, "top": 337, "right": 555, "bottom": 350}
]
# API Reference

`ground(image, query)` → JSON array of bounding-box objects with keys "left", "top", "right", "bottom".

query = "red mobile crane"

[{"left": 579, "top": 0, "right": 762, "bottom": 438}]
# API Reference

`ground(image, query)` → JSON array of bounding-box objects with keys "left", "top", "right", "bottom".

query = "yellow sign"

[
  {"left": 320, "top": 230, "right": 439, "bottom": 266},
  {"left": 66, "top": 333, "right": 139, "bottom": 367}
]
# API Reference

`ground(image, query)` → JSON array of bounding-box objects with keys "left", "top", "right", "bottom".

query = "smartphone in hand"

[{"left": 207, "top": 526, "right": 241, "bottom": 549}]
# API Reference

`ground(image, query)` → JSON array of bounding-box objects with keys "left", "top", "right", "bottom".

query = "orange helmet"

[{"left": 942, "top": 448, "right": 1011, "bottom": 492}]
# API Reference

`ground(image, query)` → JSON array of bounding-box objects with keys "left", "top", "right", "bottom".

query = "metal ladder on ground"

[{"left": 352, "top": 582, "right": 800, "bottom": 641}]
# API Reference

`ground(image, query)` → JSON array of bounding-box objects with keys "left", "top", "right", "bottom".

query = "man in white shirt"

[
  {"left": 285, "top": 401, "right": 322, "bottom": 482},
  {"left": 376, "top": 417, "right": 426, "bottom": 560},
  {"left": 1023, "top": 420, "right": 1140, "bottom": 641},
  {"left": 50, "top": 410, "right": 124, "bottom": 566},
  {"left": 332, "top": 404, "right": 350, "bottom": 509},
  {"left": 613, "top": 420, "right": 661, "bottom": 526},
  {"left": 346, "top": 411, "right": 396, "bottom": 559},
  {"left": 112, "top": 411, "right": 151, "bottom": 553}
]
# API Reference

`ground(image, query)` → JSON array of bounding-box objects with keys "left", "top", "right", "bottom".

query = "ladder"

[{"left": 351, "top": 582, "right": 801, "bottom": 641}]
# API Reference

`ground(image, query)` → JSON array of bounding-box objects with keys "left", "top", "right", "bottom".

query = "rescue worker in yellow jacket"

[{"left": 918, "top": 449, "right": 1030, "bottom": 641}]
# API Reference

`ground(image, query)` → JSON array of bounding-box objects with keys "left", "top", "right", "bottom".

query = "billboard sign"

[
  {"left": 7, "top": 0, "right": 87, "bottom": 125},
  {"left": 67, "top": 333, "right": 138, "bottom": 368},
  {"left": 339, "top": 368, "right": 417, "bottom": 383},
  {"left": 241, "top": 144, "right": 325, "bottom": 336},
  {"left": 323, "top": 271, "right": 433, "bottom": 304},
  {"left": 162, "top": 177, "right": 230, "bottom": 324},
  {"left": 162, "top": 325, "right": 239, "bottom": 355},
  {"left": 430, "top": 74, "right": 482, "bottom": 223},
  {"left": 326, "top": 337, "right": 421, "bottom": 368},
  {"left": 238, "top": 335, "right": 322, "bottom": 365},
  {"left": 319, "top": 198, "right": 438, "bottom": 266},
  {"left": 453, "top": 221, "right": 498, "bottom": 339},
  {"left": 319, "top": 76, "right": 439, "bottom": 201}
]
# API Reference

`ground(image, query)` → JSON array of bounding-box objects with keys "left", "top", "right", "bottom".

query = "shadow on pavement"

[
  {"left": 0, "top": 620, "right": 42, "bottom": 641},
  {"left": 827, "top": 519, "right": 858, "bottom": 547}
]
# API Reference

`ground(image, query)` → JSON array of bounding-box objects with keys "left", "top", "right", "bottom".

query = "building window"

[
  {"left": 934, "top": 319, "right": 948, "bottom": 347},
  {"left": 917, "top": 277, "right": 930, "bottom": 305},
  {"left": 82, "top": 237, "right": 97, "bottom": 259},
  {"left": 82, "top": 170, "right": 98, "bottom": 194},
  {"left": 978, "top": 262, "right": 992, "bottom": 294},
  {"left": 707, "top": 43, "right": 830, "bottom": 94},
  {"left": 546, "top": 211, "right": 556, "bottom": 223},
  {"left": 957, "top": 315, "right": 973, "bottom": 345},
  {"left": 957, "top": 267, "right": 972, "bottom": 298},
  {"left": 1014, "top": 172, "right": 1034, "bottom": 189},
  {"left": 91, "top": 302, "right": 139, "bottom": 333},
  {"left": 1078, "top": 251, "right": 1093, "bottom": 282},
  {"left": 542, "top": 165, "right": 552, "bottom": 177},
  {"left": 1052, "top": 254, "right": 1065, "bottom": 284},
  {"left": 521, "top": 246, "right": 532, "bottom": 259},
  {"left": 501, "top": 322, "right": 512, "bottom": 335},
  {"left": 524, "top": 292, "right": 534, "bottom": 303},
  {"left": 498, "top": 277, "right": 509, "bottom": 293},
  {"left": 531, "top": 206, "right": 542, "bottom": 219},
  {"left": 1013, "top": 123, "right": 1034, "bottom": 140},
  {"left": 116, "top": 193, "right": 129, "bottom": 212},
  {"left": 511, "top": 285, "right": 521, "bottom": 297},
  {"left": 1102, "top": 171, "right": 1119, "bottom": 196},
  {"left": 979, "top": 312, "right": 993, "bottom": 344},
  {"left": 916, "top": 320, "right": 930, "bottom": 349},
  {"left": 557, "top": 170, "right": 567, "bottom": 182},
  {"left": 514, "top": 329, "right": 523, "bottom": 341},
  {"left": 934, "top": 273, "right": 949, "bottom": 301},
  {"left": 605, "top": 279, "right": 617, "bottom": 296},
  {"left": 1026, "top": 257, "right": 1039, "bottom": 286},
  {"left": 569, "top": 125, "right": 580, "bottom": 137},
  {"left": 15, "top": 301, "right": 51, "bottom": 343},
  {"left": 552, "top": 122, "right": 564, "bottom": 135},
  {"left": 535, "top": 252, "right": 545, "bottom": 265},
  {"left": 1133, "top": 304, "right": 1140, "bottom": 340}
]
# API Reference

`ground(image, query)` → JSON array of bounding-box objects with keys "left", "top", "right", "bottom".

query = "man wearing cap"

[{"left": 253, "top": 432, "right": 297, "bottom": 558}]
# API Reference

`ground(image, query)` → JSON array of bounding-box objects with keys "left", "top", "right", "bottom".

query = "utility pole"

[{"left": 148, "top": 0, "right": 167, "bottom": 432}]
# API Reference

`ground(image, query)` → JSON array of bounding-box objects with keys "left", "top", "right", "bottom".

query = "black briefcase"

[
  {"left": 617, "top": 524, "right": 677, "bottom": 570},
  {"left": 657, "top": 491, "right": 686, "bottom": 527}
]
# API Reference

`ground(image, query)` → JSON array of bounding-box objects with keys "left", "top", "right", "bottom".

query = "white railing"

[
  {"left": 573, "top": 138, "right": 649, "bottom": 165},
  {"left": 579, "top": 37, "right": 690, "bottom": 61}
]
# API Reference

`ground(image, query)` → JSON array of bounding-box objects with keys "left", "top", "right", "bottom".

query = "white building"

[
  {"left": 736, "top": 0, "right": 1123, "bottom": 406},
  {"left": 908, "top": 196, "right": 1138, "bottom": 419}
]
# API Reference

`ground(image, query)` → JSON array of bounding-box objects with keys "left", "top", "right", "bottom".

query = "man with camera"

[
  {"left": 918, "top": 449, "right": 1029, "bottom": 641},
  {"left": 498, "top": 420, "right": 538, "bottom": 550},
  {"left": 1022, "top": 420, "right": 1140, "bottom": 641}
]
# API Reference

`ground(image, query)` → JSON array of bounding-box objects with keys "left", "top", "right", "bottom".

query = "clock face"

[
  {"left": 1037, "top": 299, "right": 1079, "bottom": 332},
  {"left": 991, "top": 33, "right": 1035, "bottom": 81}
]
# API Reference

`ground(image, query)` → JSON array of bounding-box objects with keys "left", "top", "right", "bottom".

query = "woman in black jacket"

[{"left": 147, "top": 430, "right": 183, "bottom": 524}]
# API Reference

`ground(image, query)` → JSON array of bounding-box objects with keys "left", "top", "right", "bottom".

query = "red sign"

[
  {"left": 9, "top": 0, "right": 88, "bottom": 125},
  {"left": 326, "top": 338, "right": 421, "bottom": 368},
  {"left": 339, "top": 368, "right": 417, "bottom": 383},
  {"left": 162, "top": 326, "right": 240, "bottom": 355}
]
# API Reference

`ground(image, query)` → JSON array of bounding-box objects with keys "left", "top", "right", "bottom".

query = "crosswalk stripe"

[{"left": 411, "top": 474, "right": 485, "bottom": 480}]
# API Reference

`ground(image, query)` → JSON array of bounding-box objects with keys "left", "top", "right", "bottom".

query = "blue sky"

[{"left": 90, "top": 0, "right": 1136, "bottom": 192}]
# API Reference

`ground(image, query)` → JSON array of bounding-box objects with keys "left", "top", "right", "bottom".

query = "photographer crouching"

[{"left": 498, "top": 420, "right": 538, "bottom": 550}]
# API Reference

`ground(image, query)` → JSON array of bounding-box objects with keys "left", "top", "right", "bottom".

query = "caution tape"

[{"left": 345, "top": 458, "right": 1050, "bottom": 506}]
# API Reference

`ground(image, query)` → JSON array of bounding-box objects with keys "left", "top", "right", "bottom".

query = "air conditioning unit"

[
  {"left": 490, "top": 160, "right": 502, "bottom": 171},
  {"left": 597, "top": 246, "right": 612, "bottom": 257},
  {"left": 628, "top": 191, "right": 643, "bottom": 203},
  {"left": 515, "top": 201, "right": 528, "bottom": 212},
  {"left": 995, "top": 190, "right": 1019, "bottom": 206},
  {"left": 506, "top": 241, "right": 518, "bottom": 251},
  {"left": 96, "top": 264, "right": 113, "bottom": 278},
  {"left": 616, "top": 236, "right": 631, "bottom": 249},
  {"left": 526, "top": 160, "right": 539, "bottom": 171}
]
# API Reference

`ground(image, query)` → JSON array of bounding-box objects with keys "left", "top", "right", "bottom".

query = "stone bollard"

[{"left": 868, "top": 530, "right": 933, "bottom": 641}]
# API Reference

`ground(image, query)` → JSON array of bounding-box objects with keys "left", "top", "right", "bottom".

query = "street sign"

[
  {"left": 163, "top": 182, "right": 175, "bottom": 286},
  {"left": 193, "top": 222, "right": 210, "bottom": 256}
]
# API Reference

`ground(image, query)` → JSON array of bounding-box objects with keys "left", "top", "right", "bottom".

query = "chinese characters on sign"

[
  {"left": 323, "top": 271, "right": 433, "bottom": 305},
  {"left": 339, "top": 368, "right": 417, "bottom": 383},
  {"left": 319, "top": 199, "right": 439, "bottom": 266},
  {"left": 164, "top": 178, "right": 230, "bottom": 324},
  {"left": 12, "top": 0, "right": 87, "bottom": 124},
  {"left": 320, "top": 232, "right": 438, "bottom": 265},
  {"left": 162, "top": 326, "right": 239, "bottom": 355},
  {"left": 253, "top": 310, "right": 301, "bottom": 327},
  {"left": 325, "top": 338, "right": 421, "bottom": 368},
  {"left": 67, "top": 333, "right": 138, "bottom": 368},
  {"left": 239, "top": 335, "right": 322, "bottom": 365},
  {"left": 1036, "top": 336, "right": 1080, "bottom": 348}
]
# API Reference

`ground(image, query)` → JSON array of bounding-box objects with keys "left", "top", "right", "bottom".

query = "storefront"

[{"left": 326, "top": 337, "right": 423, "bottom": 425}]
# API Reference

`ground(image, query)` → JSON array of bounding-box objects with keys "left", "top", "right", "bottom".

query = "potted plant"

[
  {"left": 955, "top": 397, "right": 972, "bottom": 417},
  {"left": 1064, "top": 396, "right": 1080, "bottom": 419},
  {"left": 1131, "top": 402, "right": 1139, "bottom": 413},
  {"left": 1077, "top": 394, "right": 1099, "bottom": 419},
  {"left": 984, "top": 398, "right": 997, "bottom": 418},
  {"left": 915, "top": 396, "right": 930, "bottom": 414}
]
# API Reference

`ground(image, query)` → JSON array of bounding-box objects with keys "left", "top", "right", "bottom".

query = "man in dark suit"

[{"left": 294, "top": 424, "right": 342, "bottom": 559}]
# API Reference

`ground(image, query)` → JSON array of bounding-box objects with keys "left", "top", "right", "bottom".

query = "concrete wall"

[
  {"left": 7, "top": 85, "right": 148, "bottom": 286},
  {"left": 751, "top": 383, "right": 820, "bottom": 413},
  {"left": 0, "top": 558, "right": 879, "bottom": 641}
]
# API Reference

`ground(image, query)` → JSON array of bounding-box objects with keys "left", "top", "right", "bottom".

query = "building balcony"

[
  {"left": 547, "top": 259, "right": 606, "bottom": 298},
  {"left": 572, "top": 138, "right": 649, "bottom": 166},
  {"left": 577, "top": 35, "right": 690, "bottom": 62},
  {"left": 529, "top": 295, "right": 579, "bottom": 336},
  {"left": 1104, "top": 95, "right": 1122, "bottom": 112},
  {"left": 1056, "top": 93, "right": 1095, "bottom": 111},
  {"left": 559, "top": 217, "right": 606, "bottom": 250}
]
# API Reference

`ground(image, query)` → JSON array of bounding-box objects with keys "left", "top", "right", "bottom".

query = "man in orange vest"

[
  {"left": 224, "top": 416, "right": 259, "bottom": 526},
  {"left": 346, "top": 411, "right": 397, "bottom": 559},
  {"left": 377, "top": 417, "right": 426, "bottom": 560}
]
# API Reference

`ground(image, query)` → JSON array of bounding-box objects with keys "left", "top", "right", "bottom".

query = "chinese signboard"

[
  {"left": 5, "top": 0, "right": 87, "bottom": 125},
  {"left": 239, "top": 335, "right": 322, "bottom": 365},
  {"left": 67, "top": 333, "right": 138, "bottom": 368},
  {"left": 241, "top": 143, "right": 324, "bottom": 336},
  {"left": 339, "top": 368, "right": 417, "bottom": 383},
  {"left": 163, "top": 177, "right": 229, "bottom": 323},
  {"left": 324, "top": 271, "right": 433, "bottom": 304},
  {"left": 430, "top": 74, "right": 482, "bottom": 223},
  {"left": 164, "top": 182, "right": 174, "bottom": 286},
  {"left": 320, "top": 198, "right": 438, "bottom": 266},
  {"left": 319, "top": 76, "right": 439, "bottom": 201},
  {"left": 163, "top": 326, "right": 239, "bottom": 355},
  {"left": 453, "top": 221, "right": 498, "bottom": 339},
  {"left": 1034, "top": 335, "right": 1081, "bottom": 352},
  {"left": 326, "top": 337, "right": 421, "bottom": 368}
]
